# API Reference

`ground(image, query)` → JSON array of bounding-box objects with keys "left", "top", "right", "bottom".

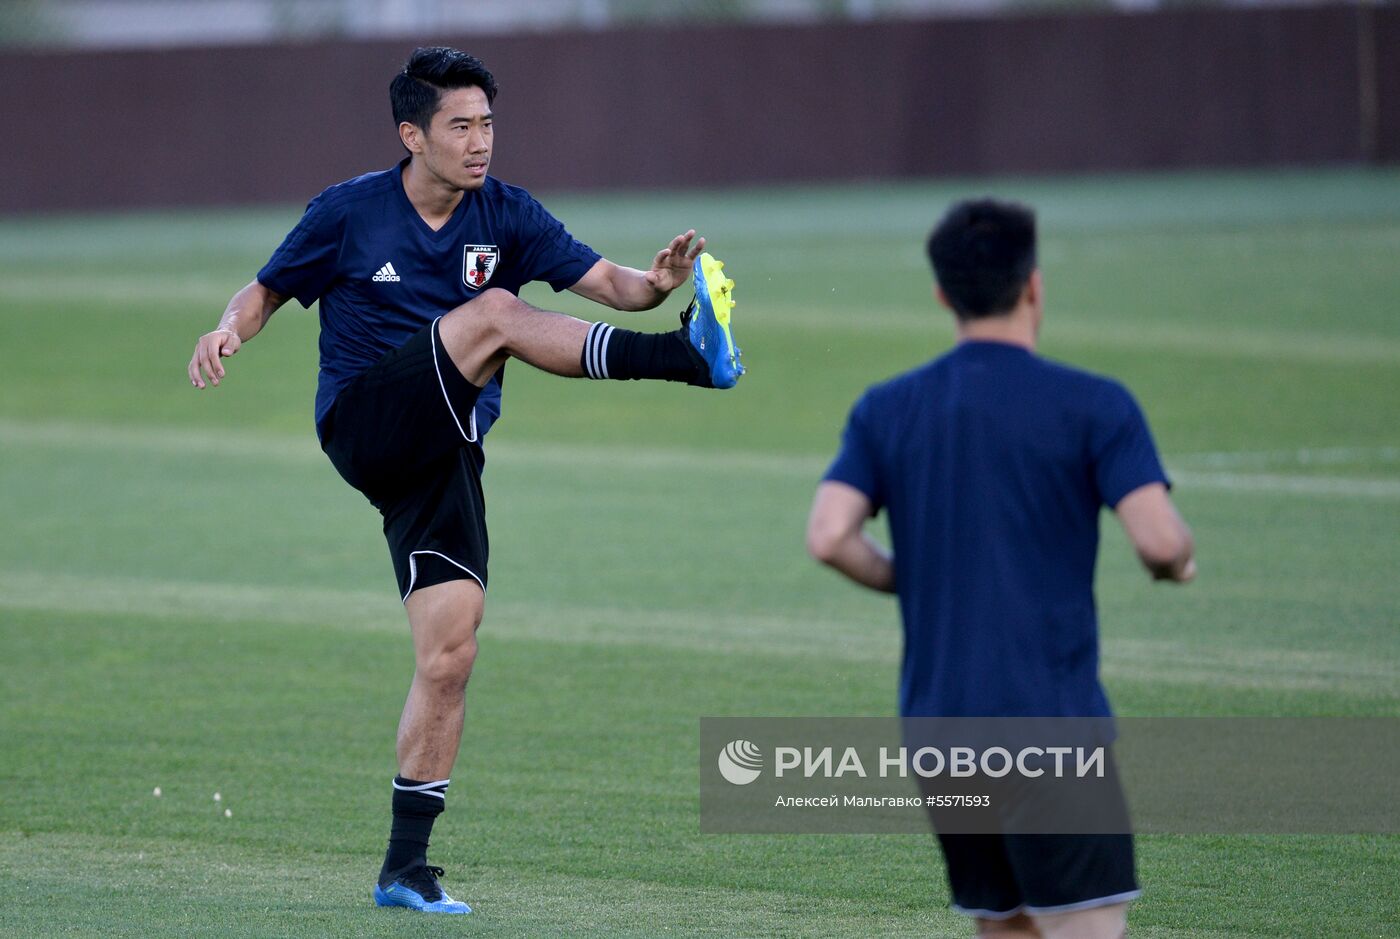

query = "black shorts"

[
  {"left": 320, "top": 317, "right": 489, "bottom": 601},
  {"left": 927, "top": 752, "right": 1140, "bottom": 918},
  {"left": 937, "top": 831, "right": 1138, "bottom": 920}
]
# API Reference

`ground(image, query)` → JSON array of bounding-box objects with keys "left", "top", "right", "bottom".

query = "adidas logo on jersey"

[{"left": 372, "top": 262, "right": 401, "bottom": 283}]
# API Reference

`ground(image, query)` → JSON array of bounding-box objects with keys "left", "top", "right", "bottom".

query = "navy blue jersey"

[
  {"left": 257, "top": 159, "right": 601, "bottom": 437},
  {"left": 824, "top": 341, "right": 1169, "bottom": 719}
]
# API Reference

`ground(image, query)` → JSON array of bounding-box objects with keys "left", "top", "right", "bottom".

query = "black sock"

[
  {"left": 380, "top": 776, "right": 448, "bottom": 882},
  {"left": 581, "top": 322, "right": 711, "bottom": 386}
]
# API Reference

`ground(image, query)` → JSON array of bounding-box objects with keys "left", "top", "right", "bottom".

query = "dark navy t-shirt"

[
  {"left": 257, "top": 160, "right": 601, "bottom": 439},
  {"left": 824, "top": 341, "right": 1169, "bottom": 719}
]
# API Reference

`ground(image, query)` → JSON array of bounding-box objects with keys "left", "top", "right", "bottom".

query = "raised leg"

[
  {"left": 436, "top": 288, "right": 589, "bottom": 387},
  {"left": 435, "top": 287, "right": 715, "bottom": 389}
]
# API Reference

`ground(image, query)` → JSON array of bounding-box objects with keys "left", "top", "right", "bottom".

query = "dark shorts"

[
  {"left": 320, "top": 317, "right": 488, "bottom": 602},
  {"left": 927, "top": 751, "right": 1140, "bottom": 919},
  {"left": 937, "top": 831, "right": 1138, "bottom": 919}
]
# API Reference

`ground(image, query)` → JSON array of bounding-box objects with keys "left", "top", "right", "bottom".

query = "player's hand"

[
  {"left": 644, "top": 230, "right": 705, "bottom": 294},
  {"left": 188, "top": 328, "right": 241, "bottom": 389}
]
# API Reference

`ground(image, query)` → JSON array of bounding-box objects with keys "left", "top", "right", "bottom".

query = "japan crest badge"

[{"left": 463, "top": 245, "right": 499, "bottom": 289}]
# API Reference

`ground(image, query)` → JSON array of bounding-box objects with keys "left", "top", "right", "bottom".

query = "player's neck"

[
  {"left": 954, "top": 306, "right": 1038, "bottom": 352},
  {"left": 402, "top": 159, "right": 466, "bottom": 230}
]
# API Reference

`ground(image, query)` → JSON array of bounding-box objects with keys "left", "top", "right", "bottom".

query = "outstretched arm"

[
  {"left": 569, "top": 230, "right": 705, "bottom": 312},
  {"left": 188, "top": 279, "right": 287, "bottom": 388},
  {"left": 806, "top": 481, "right": 896, "bottom": 593},
  {"left": 1115, "top": 482, "right": 1196, "bottom": 582}
]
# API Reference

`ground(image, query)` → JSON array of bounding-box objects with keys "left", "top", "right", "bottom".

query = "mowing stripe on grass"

[
  {"left": 0, "top": 831, "right": 962, "bottom": 939},
  {"left": 4, "top": 419, "right": 1399, "bottom": 499},
  {"left": 1169, "top": 471, "right": 1400, "bottom": 499},
  {"left": 3, "top": 570, "right": 1394, "bottom": 695},
  {"left": 751, "top": 303, "right": 1400, "bottom": 365},
  {"left": 1173, "top": 446, "right": 1400, "bottom": 469}
]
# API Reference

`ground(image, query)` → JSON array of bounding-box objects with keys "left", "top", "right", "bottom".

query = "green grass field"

[{"left": 1, "top": 169, "right": 1398, "bottom": 937}]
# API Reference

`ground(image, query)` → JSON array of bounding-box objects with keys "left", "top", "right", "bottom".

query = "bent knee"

[
  {"left": 440, "top": 290, "right": 518, "bottom": 360},
  {"left": 444, "top": 287, "right": 515, "bottom": 325},
  {"left": 474, "top": 287, "right": 515, "bottom": 307}
]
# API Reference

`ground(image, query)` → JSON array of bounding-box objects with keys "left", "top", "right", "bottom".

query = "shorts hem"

[
  {"left": 946, "top": 906, "right": 1024, "bottom": 923},
  {"left": 431, "top": 316, "right": 478, "bottom": 443},
  {"left": 402, "top": 549, "right": 487, "bottom": 603},
  {"left": 950, "top": 904, "right": 1025, "bottom": 920},
  {"left": 952, "top": 888, "right": 1140, "bottom": 920},
  {"left": 1023, "top": 889, "right": 1141, "bottom": 916}
]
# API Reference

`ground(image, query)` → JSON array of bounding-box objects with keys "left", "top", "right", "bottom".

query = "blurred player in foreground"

[
  {"left": 807, "top": 199, "right": 1193, "bottom": 939},
  {"left": 187, "top": 47, "right": 743, "bottom": 914}
]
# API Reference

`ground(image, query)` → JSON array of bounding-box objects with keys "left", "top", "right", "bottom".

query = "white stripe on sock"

[
  {"left": 596, "top": 324, "right": 610, "bottom": 379},
  {"left": 598, "top": 324, "right": 614, "bottom": 379},
  {"left": 586, "top": 323, "right": 612, "bottom": 380},
  {"left": 394, "top": 778, "right": 451, "bottom": 793}
]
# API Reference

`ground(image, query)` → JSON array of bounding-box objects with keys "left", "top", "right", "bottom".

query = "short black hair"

[
  {"left": 391, "top": 47, "right": 498, "bottom": 131},
  {"left": 925, "top": 199, "right": 1037, "bottom": 320}
]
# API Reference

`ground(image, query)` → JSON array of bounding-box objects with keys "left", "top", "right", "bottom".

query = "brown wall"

[{"left": 2, "top": 5, "right": 1394, "bottom": 214}]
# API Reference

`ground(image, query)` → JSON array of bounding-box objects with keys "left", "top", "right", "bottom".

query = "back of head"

[
  {"left": 390, "top": 46, "right": 498, "bottom": 130},
  {"left": 925, "top": 199, "right": 1037, "bottom": 320}
]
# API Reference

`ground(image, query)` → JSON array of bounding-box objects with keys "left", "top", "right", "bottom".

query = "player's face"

[{"left": 422, "top": 86, "right": 493, "bottom": 192}]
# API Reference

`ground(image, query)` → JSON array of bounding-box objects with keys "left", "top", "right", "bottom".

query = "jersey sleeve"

[
  {"left": 256, "top": 192, "right": 344, "bottom": 308},
  {"left": 515, "top": 197, "right": 602, "bottom": 292},
  {"left": 823, "top": 393, "right": 885, "bottom": 511},
  {"left": 1090, "top": 382, "right": 1171, "bottom": 508}
]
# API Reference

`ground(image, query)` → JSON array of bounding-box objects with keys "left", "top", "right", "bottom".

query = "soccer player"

[
  {"left": 186, "top": 47, "right": 743, "bottom": 915},
  {"left": 806, "top": 199, "right": 1193, "bottom": 939}
]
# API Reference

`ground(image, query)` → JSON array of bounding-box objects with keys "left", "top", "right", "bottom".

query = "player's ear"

[
  {"left": 934, "top": 285, "right": 954, "bottom": 313},
  {"left": 1023, "top": 269, "right": 1043, "bottom": 309},
  {"left": 1025, "top": 269, "right": 1045, "bottom": 334},
  {"left": 399, "top": 121, "right": 424, "bottom": 154}
]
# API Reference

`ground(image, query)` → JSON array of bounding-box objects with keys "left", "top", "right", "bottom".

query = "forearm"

[
  {"left": 190, "top": 280, "right": 286, "bottom": 388},
  {"left": 217, "top": 280, "right": 282, "bottom": 341},
  {"left": 813, "top": 532, "right": 896, "bottom": 594},
  {"left": 602, "top": 266, "right": 669, "bottom": 312},
  {"left": 1143, "top": 530, "right": 1195, "bottom": 582},
  {"left": 571, "top": 238, "right": 700, "bottom": 312},
  {"left": 1116, "top": 484, "right": 1196, "bottom": 583}
]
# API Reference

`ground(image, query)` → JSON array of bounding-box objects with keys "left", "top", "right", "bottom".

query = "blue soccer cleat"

[
  {"left": 685, "top": 252, "right": 745, "bottom": 389},
  {"left": 372, "top": 864, "right": 472, "bottom": 914}
]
